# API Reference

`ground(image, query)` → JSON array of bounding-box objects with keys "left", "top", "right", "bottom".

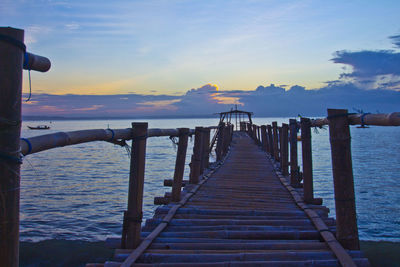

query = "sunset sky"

[{"left": 1, "top": 0, "right": 400, "bottom": 117}]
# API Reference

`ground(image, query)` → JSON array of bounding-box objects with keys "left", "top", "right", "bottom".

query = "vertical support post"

[
  {"left": 272, "top": 122, "right": 280, "bottom": 161},
  {"left": 261, "top": 125, "right": 268, "bottom": 152},
  {"left": 289, "top": 119, "right": 300, "bottom": 187},
  {"left": 0, "top": 27, "right": 24, "bottom": 267},
  {"left": 171, "top": 128, "right": 189, "bottom": 202},
  {"left": 223, "top": 125, "right": 230, "bottom": 156},
  {"left": 281, "top": 123, "right": 289, "bottom": 176},
  {"left": 216, "top": 123, "right": 224, "bottom": 161},
  {"left": 125, "top": 122, "right": 148, "bottom": 249},
  {"left": 190, "top": 127, "right": 203, "bottom": 183},
  {"left": 201, "top": 127, "right": 210, "bottom": 173},
  {"left": 328, "top": 109, "right": 360, "bottom": 250},
  {"left": 252, "top": 125, "right": 257, "bottom": 142},
  {"left": 301, "top": 118, "right": 314, "bottom": 203},
  {"left": 267, "top": 125, "right": 274, "bottom": 157}
]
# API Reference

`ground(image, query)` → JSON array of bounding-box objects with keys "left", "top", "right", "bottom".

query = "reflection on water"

[{"left": 20, "top": 118, "right": 400, "bottom": 242}]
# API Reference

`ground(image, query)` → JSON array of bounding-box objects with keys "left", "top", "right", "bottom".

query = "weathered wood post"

[
  {"left": 124, "top": 122, "right": 148, "bottom": 249},
  {"left": 0, "top": 26, "right": 24, "bottom": 267},
  {"left": 200, "top": 127, "right": 210, "bottom": 173},
  {"left": 300, "top": 118, "right": 314, "bottom": 203},
  {"left": 255, "top": 125, "right": 258, "bottom": 142},
  {"left": 289, "top": 119, "right": 300, "bottom": 187},
  {"left": 189, "top": 127, "right": 203, "bottom": 184},
  {"left": 215, "top": 123, "right": 225, "bottom": 161},
  {"left": 171, "top": 128, "right": 189, "bottom": 202},
  {"left": 267, "top": 125, "right": 274, "bottom": 157},
  {"left": 328, "top": 109, "right": 360, "bottom": 250},
  {"left": 205, "top": 127, "right": 211, "bottom": 169},
  {"left": 261, "top": 125, "right": 268, "bottom": 152},
  {"left": 272, "top": 122, "right": 280, "bottom": 161},
  {"left": 223, "top": 124, "right": 231, "bottom": 156},
  {"left": 281, "top": 123, "right": 289, "bottom": 176}
]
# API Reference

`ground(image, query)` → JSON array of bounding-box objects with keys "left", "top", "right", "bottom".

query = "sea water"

[{"left": 20, "top": 118, "right": 400, "bottom": 244}]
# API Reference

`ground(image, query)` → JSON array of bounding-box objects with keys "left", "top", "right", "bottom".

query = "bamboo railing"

[{"left": 245, "top": 109, "right": 400, "bottom": 252}]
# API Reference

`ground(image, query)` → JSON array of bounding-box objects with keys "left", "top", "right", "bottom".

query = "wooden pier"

[
  {"left": 99, "top": 127, "right": 370, "bottom": 266},
  {"left": 2, "top": 27, "right": 400, "bottom": 267}
]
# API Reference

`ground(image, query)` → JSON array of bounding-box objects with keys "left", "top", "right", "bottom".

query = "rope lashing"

[
  {"left": 360, "top": 112, "right": 371, "bottom": 128},
  {"left": 123, "top": 211, "right": 143, "bottom": 223},
  {"left": 21, "top": 138, "right": 32, "bottom": 155},
  {"left": 0, "top": 34, "right": 33, "bottom": 102},
  {"left": 0, "top": 33, "right": 26, "bottom": 52},
  {"left": 327, "top": 112, "right": 357, "bottom": 120},
  {"left": 132, "top": 134, "right": 148, "bottom": 142},
  {"left": 0, "top": 150, "right": 23, "bottom": 164},
  {"left": 107, "top": 128, "right": 115, "bottom": 141},
  {"left": 0, "top": 117, "right": 21, "bottom": 129}
]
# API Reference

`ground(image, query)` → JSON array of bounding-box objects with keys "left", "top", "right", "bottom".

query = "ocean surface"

[{"left": 20, "top": 117, "right": 400, "bottom": 245}]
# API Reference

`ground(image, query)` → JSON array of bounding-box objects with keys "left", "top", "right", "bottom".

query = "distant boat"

[{"left": 28, "top": 125, "right": 50, "bottom": 130}]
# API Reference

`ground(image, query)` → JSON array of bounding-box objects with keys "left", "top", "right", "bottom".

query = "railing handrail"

[
  {"left": 310, "top": 112, "right": 400, "bottom": 127},
  {"left": 20, "top": 127, "right": 202, "bottom": 156}
]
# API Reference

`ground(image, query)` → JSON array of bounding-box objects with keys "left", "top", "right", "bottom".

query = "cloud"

[
  {"left": 389, "top": 35, "right": 400, "bottom": 48},
  {"left": 22, "top": 82, "right": 400, "bottom": 119},
  {"left": 331, "top": 35, "right": 400, "bottom": 90}
]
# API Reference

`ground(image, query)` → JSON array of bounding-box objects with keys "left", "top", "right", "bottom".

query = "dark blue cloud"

[{"left": 331, "top": 34, "right": 400, "bottom": 90}]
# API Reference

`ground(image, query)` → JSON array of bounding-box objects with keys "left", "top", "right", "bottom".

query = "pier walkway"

[{"left": 109, "top": 132, "right": 369, "bottom": 266}]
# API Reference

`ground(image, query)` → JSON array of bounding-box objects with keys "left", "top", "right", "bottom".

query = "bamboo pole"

[
  {"left": 311, "top": 112, "right": 400, "bottom": 127},
  {"left": 189, "top": 127, "right": 203, "bottom": 184},
  {"left": 0, "top": 26, "right": 24, "bottom": 267},
  {"left": 261, "top": 125, "right": 268, "bottom": 152},
  {"left": 20, "top": 128, "right": 195, "bottom": 156},
  {"left": 289, "top": 119, "right": 300, "bottom": 187},
  {"left": 272, "top": 122, "right": 279, "bottom": 161},
  {"left": 124, "top": 122, "right": 148, "bottom": 249},
  {"left": 300, "top": 118, "right": 314, "bottom": 203},
  {"left": 327, "top": 109, "right": 360, "bottom": 250},
  {"left": 267, "top": 125, "right": 274, "bottom": 157},
  {"left": 281, "top": 123, "right": 289, "bottom": 176},
  {"left": 171, "top": 128, "right": 189, "bottom": 202}
]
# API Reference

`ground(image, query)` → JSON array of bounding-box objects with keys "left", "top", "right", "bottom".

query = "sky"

[{"left": 1, "top": 0, "right": 400, "bottom": 117}]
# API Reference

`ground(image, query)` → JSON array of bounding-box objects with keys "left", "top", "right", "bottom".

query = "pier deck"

[{"left": 108, "top": 133, "right": 369, "bottom": 266}]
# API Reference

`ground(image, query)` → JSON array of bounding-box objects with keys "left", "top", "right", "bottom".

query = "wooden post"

[
  {"left": 301, "top": 118, "right": 314, "bottom": 203},
  {"left": 215, "top": 124, "right": 224, "bottom": 161},
  {"left": 0, "top": 26, "right": 24, "bottom": 267},
  {"left": 253, "top": 125, "right": 257, "bottom": 142},
  {"left": 125, "top": 122, "right": 148, "bottom": 249},
  {"left": 281, "top": 123, "right": 289, "bottom": 176},
  {"left": 189, "top": 127, "right": 203, "bottom": 183},
  {"left": 223, "top": 125, "right": 230, "bottom": 156},
  {"left": 171, "top": 128, "right": 189, "bottom": 202},
  {"left": 272, "top": 122, "right": 279, "bottom": 161},
  {"left": 267, "top": 125, "right": 274, "bottom": 157},
  {"left": 200, "top": 128, "right": 210, "bottom": 173},
  {"left": 289, "top": 119, "right": 300, "bottom": 187},
  {"left": 328, "top": 109, "right": 360, "bottom": 250},
  {"left": 261, "top": 125, "right": 268, "bottom": 152}
]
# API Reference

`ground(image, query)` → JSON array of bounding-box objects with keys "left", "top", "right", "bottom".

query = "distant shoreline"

[{"left": 22, "top": 115, "right": 308, "bottom": 121}]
